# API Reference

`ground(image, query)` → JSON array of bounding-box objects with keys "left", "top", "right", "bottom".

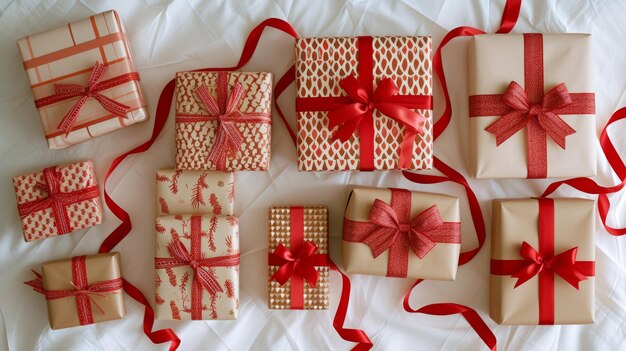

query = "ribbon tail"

[
  {"left": 207, "top": 126, "right": 230, "bottom": 170},
  {"left": 409, "top": 232, "right": 437, "bottom": 259},
  {"left": 195, "top": 268, "right": 223, "bottom": 295},
  {"left": 24, "top": 270, "right": 45, "bottom": 293},
  {"left": 95, "top": 94, "right": 131, "bottom": 117},
  {"left": 511, "top": 263, "right": 542, "bottom": 288},
  {"left": 270, "top": 262, "right": 295, "bottom": 286},
  {"left": 57, "top": 96, "right": 89, "bottom": 135},
  {"left": 538, "top": 112, "right": 576, "bottom": 149},
  {"left": 484, "top": 110, "right": 529, "bottom": 145}
]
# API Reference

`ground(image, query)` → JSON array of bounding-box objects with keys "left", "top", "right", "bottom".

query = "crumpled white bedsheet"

[{"left": 1, "top": 0, "right": 626, "bottom": 350}]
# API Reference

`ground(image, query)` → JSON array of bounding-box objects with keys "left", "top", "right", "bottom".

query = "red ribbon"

[
  {"left": 99, "top": 18, "right": 369, "bottom": 351},
  {"left": 344, "top": 188, "right": 460, "bottom": 278},
  {"left": 25, "top": 256, "right": 123, "bottom": 326},
  {"left": 37, "top": 62, "right": 134, "bottom": 136},
  {"left": 268, "top": 207, "right": 330, "bottom": 309},
  {"left": 177, "top": 72, "right": 271, "bottom": 170},
  {"left": 295, "top": 36, "right": 431, "bottom": 170},
  {"left": 490, "top": 198, "right": 595, "bottom": 324},
  {"left": 469, "top": 34, "right": 595, "bottom": 178},
  {"left": 17, "top": 166, "right": 100, "bottom": 235},
  {"left": 154, "top": 215, "right": 240, "bottom": 320}
]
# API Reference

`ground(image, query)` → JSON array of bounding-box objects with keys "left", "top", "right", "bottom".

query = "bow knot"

[
  {"left": 512, "top": 241, "right": 589, "bottom": 289},
  {"left": 328, "top": 75, "right": 426, "bottom": 142},
  {"left": 486, "top": 81, "right": 577, "bottom": 149},
  {"left": 167, "top": 239, "right": 223, "bottom": 295},
  {"left": 54, "top": 62, "right": 131, "bottom": 136},
  {"left": 269, "top": 241, "right": 323, "bottom": 287},
  {"left": 363, "top": 200, "right": 444, "bottom": 259},
  {"left": 195, "top": 82, "right": 247, "bottom": 169}
]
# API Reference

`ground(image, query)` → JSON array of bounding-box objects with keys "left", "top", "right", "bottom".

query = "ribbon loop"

[{"left": 55, "top": 61, "right": 131, "bottom": 135}]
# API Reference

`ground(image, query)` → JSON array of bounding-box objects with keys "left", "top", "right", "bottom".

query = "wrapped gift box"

[
  {"left": 468, "top": 34, "right": 596, "bottom": 178},
  {"left": 343, "top": 187, "right": 461, "bottom": 279},
  {"left": 17, "top": 10, "right": 148, "bottom": 149},
  {"left": 490, "top": 198, "right": 595, "bottom": 325},
  {"left": 175, "top": 71, "right": 272, "bottom": 171},
  {"left": 25, "top": 252, "right": 125, "bottom": 329},
  {"left": 156, "top": 169, "right": 234, "bottom": 216},
  {"left": 295, "top": 36, "right": 433, "bottom": 171},
  {"left": 268, "top": 206, "right": 329, "bottom": 310},
  {"left": 155, "top": 214, "right": 240, "bottom": 320},
  {"left": 12, "top": 160, "right": 102, "bottom": 242}
]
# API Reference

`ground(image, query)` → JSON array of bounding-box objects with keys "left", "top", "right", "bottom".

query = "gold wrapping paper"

[
  {"left": 342, "top": 187, "right": 460, "bottom": 280},
  {"left": 468, "top": 34, "right": 596, "bottom": 178},
  {"left": 268, "top": 206, "right": 329, "bottom": 310},
  {"left": 41, "top": 252, "right": 125, "bottom": 329},
  {"left": 490, "top": 198, "right": 595, "bottom": 325},
  {"left": 155, "top": 215, "right": 240, "bottom": 320},
  {"left": 156, "top": 169, "right": 235, "bottom": 216}
]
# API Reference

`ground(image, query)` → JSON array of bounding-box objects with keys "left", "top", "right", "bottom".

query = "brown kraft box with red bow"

[
  {"left": 17, "top": 10, "right": 148, "bottom": 149},
  {"left": 25, "top": 252, "right": 125, "bottom": 329},
  {"left": 12, "top": 160, "right": 102, "bottom": 242},
  {"left": 295, "top": 36, "right": 433, "bottom": 171},
  {"left": 155, "top": 214, "right": 240, "bottom": 320},
  {"left": 468, "top": 34, "right": 596, "bottom": 178},
  {"left": 490, "top": 198, "right": 595, "bottom": 325},
  {"left": 175, "top": 71, "right": 272, "bottom": 171},
  {"left": 343, "top": 187, "right": 461, "bottom": 280},
  {"left": 268, "top": 206, "right": 330, "bottom": 310}
]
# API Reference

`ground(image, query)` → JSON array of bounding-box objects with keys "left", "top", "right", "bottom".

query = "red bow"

[
  {"left": 362, "top": 201, "right": 444, "bottom": 259},
  {"left": 329, "top": 76, "right": 426, "bottom": 142},
  {"left": 195, "top": 82, "right": 247, "bottom": 170},
  {"left": 512, "top": 241, "right": 589, "bottom": 289},
  {"left": 157, "top": 238, "right": 240, "bottom": 296},
  {"left": 269, "top": 241, "right": 325, "bottom": 287},
  {"left": 54, "top": 62, "right": 131, "bottom": 135},
  {"left": 485, "top": 81, "right": 576, "bottom": 148}
]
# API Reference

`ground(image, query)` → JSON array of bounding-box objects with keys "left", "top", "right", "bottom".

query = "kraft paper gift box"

[
  {"left": 268, "top": 206, "right": 329, "bottom": 310},
  {"left": 175, "top": 71, "right": 272, "bottom": 171},
  {"left": 17, "top": 10, "right": 148, "bottom": 149},
  {"left": 295, "top": 36, "right": 434, "bottom": 171},
  {"left": 154, "top": 214, "right": 240, "bottom": 320},
  {"left": 342, "top": 187, "right": 461, "bottom": 280},
  {"left": 12, "top": 160, "right": 102, "bottom": 242},
  {"left": 25, "top": 252, "right": 125, "bottom": 329},
  {"left": 468, "top": 33, "right": 596, "bottom": 178},
  {"left": 156, "top": 169, "right": 235, "bottom": 216},
  {"left": 490, "top": 198, "right": 595, "bottom": 325}
]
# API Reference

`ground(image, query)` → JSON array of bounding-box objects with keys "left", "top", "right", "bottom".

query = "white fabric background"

[{"left": 1, "top": 0, "right": 625, "bottom": 350}]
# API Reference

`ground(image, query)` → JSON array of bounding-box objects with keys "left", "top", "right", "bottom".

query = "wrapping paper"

[
  {"left": 175, "top": 71, "right": 272, "bottom": 171},
  {"left": 468, "top": 34, "right": 596, "bottom": 178},
  {"left": 12, "top": 160, "right": 102, "bottom": 242},
  {"left": 17, "top": 10, "right": 148, "bottom": 149},
  {"left": 154, "top": 215, "right": 240, "bottom": 320},
  {"left": 342, "top": 187, "right": 460, "bottom": 280},
  {"left": 490, "top": 198, "right": 595, "bottom": 325},
  {"left": 38, "top": 252, "right": 125, "bottom": 330},
  {"left": 4, "top": 2, "right": 626, "bottom": 351},
  {"left": 295, "top": 36, "right": 433, "bottom": 171},
  {"left": 156, "top": 169, "right": 235, "bottom": 216},
  {"left": 268, "top": 206, "right": 329, "bottom": 310}
]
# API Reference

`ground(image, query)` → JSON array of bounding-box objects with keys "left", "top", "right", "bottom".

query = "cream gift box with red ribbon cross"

[
  {"left": 17, "top": 10, "right": 148, "bottom": 149},
  {"left": 468, "top": 33, "right": 596, "bottom": 178}
]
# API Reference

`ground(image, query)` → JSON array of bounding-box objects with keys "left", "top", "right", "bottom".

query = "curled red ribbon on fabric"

[
  {"left": 296, "top": 36, "right": 432, "bottom": 170},
  {"left": 490, "top": 198, "right": 595, "bottom": 324},
  {"left": 17, "top": 166, "right": 99, "bottom": 234},
  {"left": 343, "top": 188, "right": 461, "bottom": 277},
  {"left": 484, "top": 82, "right": 576, "bottom": 148},
  {"left": 469, "top": 34, "right": 595, "bottom": 178},
  {"left": 154, "top": 216, "right": 240, "bottom": 320},
  {"left": 51, "top": 62, "right": 132, "bottom": 135},
  {"left": 268, "top": 241, "right": 328, "bottom": 287},
  {"left": 25, "top": 256, "right": 123, "bottom": 325}
]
